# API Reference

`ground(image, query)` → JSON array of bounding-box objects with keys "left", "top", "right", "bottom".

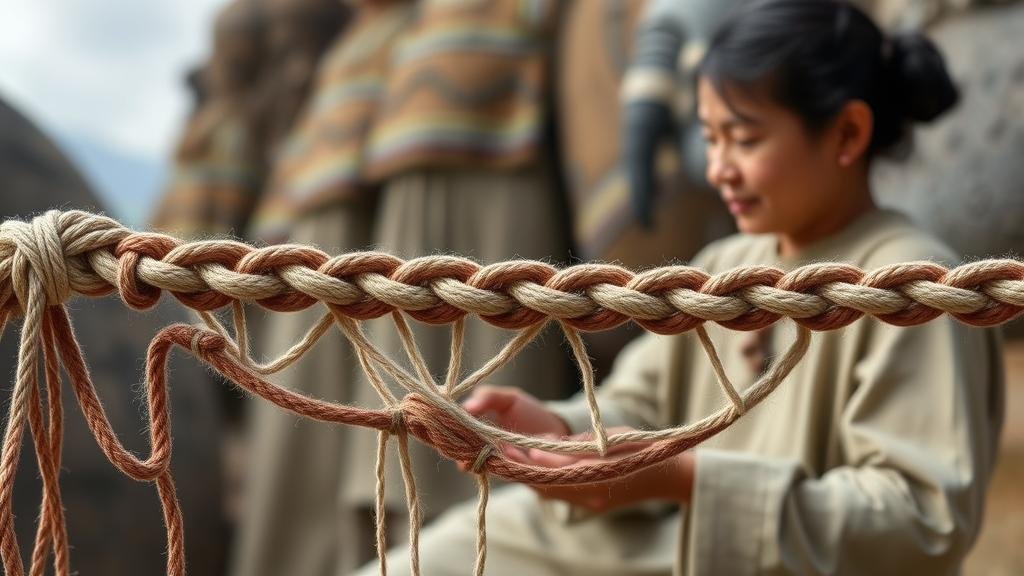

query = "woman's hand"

[
  {"left": 505, "top": 427, "right": 696, "bottom": 512},
  {"left": 461, "top": 385, "right": 570, "bottom": 437},
  {"left": 458, "top": 385, "right": 572, "bottom": 473}
]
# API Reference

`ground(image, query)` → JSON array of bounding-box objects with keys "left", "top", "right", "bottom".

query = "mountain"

[{"left": 53, "top": 130, "right": 167, "bottom": 227}]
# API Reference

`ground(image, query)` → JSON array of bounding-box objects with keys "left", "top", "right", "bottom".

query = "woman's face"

[{"left": 697, "top": 77, "right": 842, "bottom": 239}]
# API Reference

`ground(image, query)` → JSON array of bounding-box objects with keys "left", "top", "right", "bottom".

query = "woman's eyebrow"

[{"left": 698, "top": 116, "right": 760, "bottom": 130}]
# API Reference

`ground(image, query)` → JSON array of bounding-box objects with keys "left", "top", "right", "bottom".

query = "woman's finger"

[
  {"left": 462, "top": 385, "right": 516, "bottom": 415},
  {"left": 524, "top": 447, "right": 586, "bottom": 468}
]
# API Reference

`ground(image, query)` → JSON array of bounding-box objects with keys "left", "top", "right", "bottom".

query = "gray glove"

[
  {"left": 622, "top": 0, "right": 747, "bottom": 228},
  {"left": 623, "top": 6, "right": 686, "bottom": 229}
]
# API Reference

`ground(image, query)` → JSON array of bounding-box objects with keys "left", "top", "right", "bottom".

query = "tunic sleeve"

[{"left": 685, "top": 313, "right": 1004, "bottom": 575}]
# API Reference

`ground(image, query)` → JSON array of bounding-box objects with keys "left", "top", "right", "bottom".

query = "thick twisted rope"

[
  {"left": 0, "top": 210, "right": 1020, "bottom": 575},
  {"left": 2, "top": 211, "right": 1022, "bottom": 332}
]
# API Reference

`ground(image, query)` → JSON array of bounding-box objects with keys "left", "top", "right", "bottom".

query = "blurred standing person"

[
  {"left": 257, "top": 0, "right": 354, "bottom": 171},
  {"left": 151, "top": 0, "right": 268, "bottom": 239},
  {"left": 345, "top": 0, "right": 576, "bottom": 538},
  {"left": 152, "top": 0, "right": 349, "bottom": 240},
  {"left": 234, "top": 3, "right": 417, "bottom": 575},
  {"left": 149, "top": 1, "right": 352, "bottom": 575}
]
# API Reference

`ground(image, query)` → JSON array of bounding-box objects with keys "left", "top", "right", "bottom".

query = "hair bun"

[{"left": 887, "top": 32, "right": 959, "bottom": 123}]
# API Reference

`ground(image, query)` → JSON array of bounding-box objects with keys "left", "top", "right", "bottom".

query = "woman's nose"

[{"left": 705, "top": 147, "right": 738, "bottom": 188}]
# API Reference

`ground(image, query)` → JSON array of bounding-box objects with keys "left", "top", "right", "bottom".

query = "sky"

[{"left": 0, "top": 0, "right": 228, "bottom": 224}]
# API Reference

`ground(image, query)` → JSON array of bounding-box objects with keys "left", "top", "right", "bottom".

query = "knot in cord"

[
  {"left": 471, "top": 445, "right": 495, "bottom": 474},
  {"left": 0, "top": 210, "right": 71, "bottom": 307},
  {"left": 389, "top": 408, "right": 406, "bottom": 436}
]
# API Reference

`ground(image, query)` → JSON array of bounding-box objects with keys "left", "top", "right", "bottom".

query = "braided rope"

[
  {"left": 1, "top": 210, "right": 1021, "bottom": 331},
  {"left": 0, "top": 210, "right": 1020, "bottom": 576}
]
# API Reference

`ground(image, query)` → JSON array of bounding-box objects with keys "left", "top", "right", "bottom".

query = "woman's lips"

[{"left": 725, "top": 196, "right": 761, "bottom": 216}]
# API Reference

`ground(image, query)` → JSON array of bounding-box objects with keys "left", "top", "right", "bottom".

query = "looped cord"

[
  {"left": 1, "top": 211, "right": 71, "bottom": 308},
  {"left": 471, "top": 444, "right": 495, "bottom": 475},
  {"left": 389, "top": 409, "right": 405, "bottom": 436}
]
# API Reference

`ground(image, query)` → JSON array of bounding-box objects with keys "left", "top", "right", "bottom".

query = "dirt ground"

[{"left": 965, "top": 339, "right": 1024, "bottom": 575}]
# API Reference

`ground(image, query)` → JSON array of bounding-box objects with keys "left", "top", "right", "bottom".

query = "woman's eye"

[{"left": 735, "top": 136, "right": 761, "bottom": 149}]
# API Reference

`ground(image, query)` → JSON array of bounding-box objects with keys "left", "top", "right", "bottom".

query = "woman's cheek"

[{"left": 740, "top": 151, "right": 786, "bottom": 228}]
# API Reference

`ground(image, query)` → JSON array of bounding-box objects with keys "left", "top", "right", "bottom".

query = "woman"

[{"left": 357, "top": 1, "right": 1004, "bottom": 574}]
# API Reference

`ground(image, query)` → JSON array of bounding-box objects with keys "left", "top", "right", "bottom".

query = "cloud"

[{"left": 0, "top": 0, "right": 228, "bottom": 162}]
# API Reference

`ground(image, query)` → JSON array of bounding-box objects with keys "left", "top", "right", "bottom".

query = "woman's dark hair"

[{"left": 699, "top": 0, "right": 959, "bottom": 155}]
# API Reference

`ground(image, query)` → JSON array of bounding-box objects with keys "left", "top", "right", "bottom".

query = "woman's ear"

[{"left": 834, "top": 100, "right": 873, "bottom": 168}]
